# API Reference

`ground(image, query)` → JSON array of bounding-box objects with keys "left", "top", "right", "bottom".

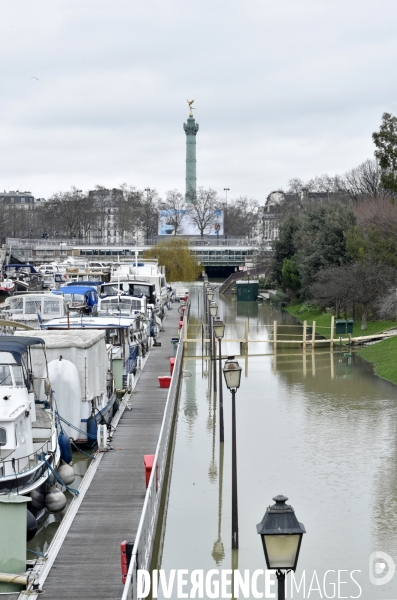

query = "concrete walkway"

[{"left": 40, "top": 306, "right": 181, "bottom": 600}]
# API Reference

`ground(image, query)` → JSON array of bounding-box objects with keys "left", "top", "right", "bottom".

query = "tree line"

[
  {"left": 271, "top": 112, "right": 397, "bottom": 329},
  {"left": 0, "top": 184, "right": 260, "bottom": 242}
]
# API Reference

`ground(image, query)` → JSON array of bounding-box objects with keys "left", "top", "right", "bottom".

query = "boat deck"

[{"left": 39, "top": 305, "right": 181, "bottom": 600}]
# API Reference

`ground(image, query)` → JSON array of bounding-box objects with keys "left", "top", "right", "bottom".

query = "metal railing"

[
  {"left": 121, "top": 303, "right": 188, "bottom": 600},
  {"left": 1, "top": 439, "right": 52, "bottom": 476},
  {"left": 5, "top": 236, "right": 263, "bottom": 249}
]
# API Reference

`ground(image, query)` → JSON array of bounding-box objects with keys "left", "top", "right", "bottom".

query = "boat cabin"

[
  {"left": 53, "top": 284, "right": 99, "bottom": 314},
  {"left": 1, "top": 293, "right": 68, "bottom": 324},
  {"left": 98, "top": 294, "right": 147, "bottom": 317},
  {"left": 0, "top": 336, "right": 59, "bottom": 499},
  {"left": 42, "top": 316, "right": 149, "bottom": 390},
  {"left": 100, "top": 280, "right": 157, "bottom": 307}
]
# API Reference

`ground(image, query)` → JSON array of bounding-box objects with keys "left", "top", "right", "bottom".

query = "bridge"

[{"left": 5, "top": 238, "right": 273, "bottom": 271}]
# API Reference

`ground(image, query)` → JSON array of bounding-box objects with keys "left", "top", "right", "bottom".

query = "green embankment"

[
  {"left": 359, "top": 338, "right": 397, "bottom": 385},
  {"left": 286, "top": 303, "right": 397, "bottom": 338},
  {"left": 286, "top": 302, "right": 397, "bottom": 385}
]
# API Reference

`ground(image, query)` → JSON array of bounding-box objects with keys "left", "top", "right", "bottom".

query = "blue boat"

[{"left": 53, "top": 285, "right": 99, "bottom": 314}]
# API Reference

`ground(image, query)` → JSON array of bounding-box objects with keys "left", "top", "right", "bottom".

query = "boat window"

[
  {"left": 161, "top": 277, "right": 166, "bottom": 288},
  {"left": 12, "top": 366, "right": 24, "bottom": 387},
  {"left": 121, "top": 298, "right": 140, "bottom": 310},
  {"left": 63, "top": 293, "right": 85, "bottom": 303},
  {"left": 0, "top": 428, "right": 6, "bottom": 446},
  {"left": 25, "top": 300, "right": 42, "bottom": 315},
  {"left": 9, "top": 297, "right": 23, "bottom": 311},
  {"left": 44, "top": 299, "right": 61, "bottom": 314},
  {"left": 105, "top": 329, "right": 121, "bottom": 345},
  {"left": 102, "top": 285, "right": 120, "bottom": 296},
  {"left": 132, "top": 284, "right": 150, "bottom": 298},
  {"left": 0, "top": 365, "right": 12, "bottom": 386}
]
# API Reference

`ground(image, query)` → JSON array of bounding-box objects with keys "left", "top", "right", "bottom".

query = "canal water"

[
  {"left": 27, "top": 450, "right": 92, "bottom": 558},
  {"left": 155, "top": 285, "right": 397, "bottom": 599}
]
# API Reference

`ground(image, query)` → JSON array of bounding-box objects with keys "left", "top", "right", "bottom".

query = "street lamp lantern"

[
  {"left": 213, "top": 318, "right": 225, "bottom": 340},
  {"left": 222, "top": 355, "right": 242, "bottom": 549},
  {"left": 256, "top": 495, "right": 306, "bottom": 600},
  {"left": 223, "top": 356, "right": 242, "bottom": 390},
  {"left": 207, "top": 290, "right": 214, "bottom": 302},
  {"left": 209, "top": 301, "right": 218, "bottom": 318}
]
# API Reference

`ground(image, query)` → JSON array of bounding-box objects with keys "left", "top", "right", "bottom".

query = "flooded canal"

[{"left": 155, "top": 285, "right": 397, "bottom": 599}]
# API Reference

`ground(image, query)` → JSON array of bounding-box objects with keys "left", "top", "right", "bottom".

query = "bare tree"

[
  {"left": 161, "top": 190, "right": 186, "bottom": 236},
  {"left": 310, "top": 260, "right": 397, "bottom": 329},
  {"left": 48, "top": 187, "right": 90, "bottom": 238},
  {"left": 187, "top": 187, "right": 220, "bottom": 238},
  {"left": 377, "top": 288, "right": 397, "bottom": 320},
  {"left": 339, "top": 159, "right": 387, "bottom": 201},
  {"left": 116, "top": 185, "right": 142, "bottom": 242}
]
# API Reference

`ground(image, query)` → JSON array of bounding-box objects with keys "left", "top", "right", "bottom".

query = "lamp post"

[
  {"left": 144, "top": 188, "right": 152, "bottom": 243},
  {"left": 256, "top": 495, "right": 306, "bottom": 600},
  {"left": 223, "top": 188, "right": 230, "bottom": 242},
  {"left": 214, "top": 318, "right": 225, "bottom": 443},
  {"left": 206, "top": 287, "right": 214, "bottom": 353},
  {"left": 223, "top": 356, "right": 242, "bottom": 549},
  {"left": 209, "top": 301, "right": 218, "bottom": 393}
]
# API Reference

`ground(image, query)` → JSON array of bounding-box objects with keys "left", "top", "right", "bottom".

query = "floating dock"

[{"left": 26, "top": 305, "right": 181, "bottom": 600}]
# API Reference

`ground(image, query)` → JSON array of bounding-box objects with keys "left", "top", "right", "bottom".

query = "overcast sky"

[{"left": 1, "top": 0, "right": 396, "bottom": 203}]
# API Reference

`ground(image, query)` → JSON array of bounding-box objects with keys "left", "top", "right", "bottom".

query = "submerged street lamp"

[
  {"left": 223, "top": 356, "right": 242, "bottom": 549},
  {"left": 256, "top": 495, "right": 306, "bottom": 600},
  {"left": 214, "top": 318, "right": 225, "bottom": 443}
]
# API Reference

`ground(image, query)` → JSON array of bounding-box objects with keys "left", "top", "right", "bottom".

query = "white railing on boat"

[
  {"left": 121, "top": 301, "right": 189, "bottom": 600},
  {"left": 0, "top": 439, "right": 53, "bottom": 476}
]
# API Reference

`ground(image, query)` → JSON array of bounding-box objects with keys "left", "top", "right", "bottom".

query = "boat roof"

[
  {"left": 99, "top": 294, "right": 145, "bottom": 301},
  {"left": 11, "top": 293, "right": 63, "bottom": 300},
  {"left": 4, "top": 263, "right": 38, "bottom": 273},
  {"left": 104, "top": 279, "right": 154, "bottom": 286},
  {"left": 58, "top": 285, "right": 98, "bottom": 294},
  {"left": 42, "top": 316, "right": 139, "bottom": 329},
  {"left": 0, "top": 335, "right": 45, "bottom": 362},
  {"left": 65, "top": 281, "right": 102, "bottom": 287},
  {"left": 16, "top": 329, "right": 105, "bottom": 349}
]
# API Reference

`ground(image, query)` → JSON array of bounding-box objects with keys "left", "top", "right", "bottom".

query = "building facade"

[{"left": 0, "top": 191, "right": 35, "bottom": 208}]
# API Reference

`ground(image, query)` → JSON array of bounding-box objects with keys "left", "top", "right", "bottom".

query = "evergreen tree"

[{"left": 373, "top": 112, "right": 397, "bottom": 193}]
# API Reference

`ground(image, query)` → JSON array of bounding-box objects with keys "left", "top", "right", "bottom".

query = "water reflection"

[
  {"left": 212, "top": 442, "right": 224, "bottom": 566},
  {"left": 156, "top": 285, "right": 397, "bottom": 599}
]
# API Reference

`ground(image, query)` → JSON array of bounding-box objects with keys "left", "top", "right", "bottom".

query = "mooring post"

[
  {"left": 330, "top": 315, "right": 335, "bottom": 349},
  {"left": 312, "top": 321, "right": 316, "bottom": 348},
  {"left": 303, "top": 320, "right": 307, "bottom": 349},
  {"left": 273, "top": 320, "right": 277, "bottom": 351}
]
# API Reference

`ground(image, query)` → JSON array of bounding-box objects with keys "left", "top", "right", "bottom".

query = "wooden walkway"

[{"left": 41, "top": 306, "right": 181, "bottom": 600}]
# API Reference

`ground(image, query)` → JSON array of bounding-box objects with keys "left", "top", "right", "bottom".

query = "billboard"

[{"left": 158, "top": 209, "right": 224, "bottom": 236}]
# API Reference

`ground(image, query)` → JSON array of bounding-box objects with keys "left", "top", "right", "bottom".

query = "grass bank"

[
  {"left": 358, "top": 337, "right": 397, "bottom": 385},
  {"left": 286, "top": 303, "right": 397, "bottom": 339}
]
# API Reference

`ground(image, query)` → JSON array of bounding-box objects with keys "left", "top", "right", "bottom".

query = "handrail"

[
  {"left": 0, "top": 439, "right": 52, "bottom": 476},
  {"left": 121, "top": 300, "right": 187, "bottom": 600}
]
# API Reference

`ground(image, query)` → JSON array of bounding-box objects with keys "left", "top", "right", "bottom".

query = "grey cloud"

[{"left": 0, "top": 0, "right": 397, "bottom": 199}]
